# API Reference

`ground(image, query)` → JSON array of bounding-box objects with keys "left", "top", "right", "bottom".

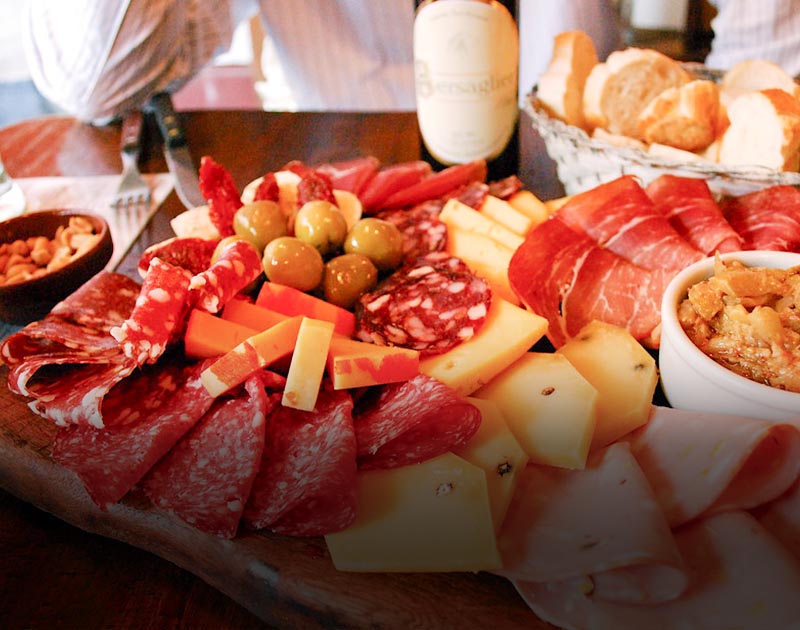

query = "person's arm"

[{"left": 23, "top": 0, "right": 235, "bottom": 123}]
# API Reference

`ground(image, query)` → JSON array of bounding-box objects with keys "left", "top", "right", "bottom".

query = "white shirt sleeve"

[{"left": 23, "top": 0, "right": 236, "bottom": 123}]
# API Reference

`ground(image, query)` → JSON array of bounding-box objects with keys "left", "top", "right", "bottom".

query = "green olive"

[
  {"left": 262, "top": 236, "right": 323, "bottom": 292},
  {"left": 343, "top": 218, "right": 404, "bottom": 271},
  {"left": 322, "top": 253, "right": 379, "bottom": 309},
  {"left": 293, "top": 200, "right": 348, "bottom": 255},
  {"left": 233, "top": 200, "right": 287, "bottom": 252}
]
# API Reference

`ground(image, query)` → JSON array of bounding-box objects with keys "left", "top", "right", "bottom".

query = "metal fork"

[{"left": 111, "top": 110, "right": 151, "bottom": 209}]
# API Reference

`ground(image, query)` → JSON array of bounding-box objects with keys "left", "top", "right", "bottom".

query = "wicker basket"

[{"left": 525, "top": 66, "right": 800, "bottom": 197}]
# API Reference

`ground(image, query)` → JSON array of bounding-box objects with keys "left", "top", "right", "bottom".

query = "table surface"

[{"left": 0, "top": 109, "right": 562, "bottom": 629}]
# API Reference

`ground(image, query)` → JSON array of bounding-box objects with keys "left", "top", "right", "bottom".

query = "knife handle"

[
  {"left": 148, "top": 92, "right": 187, "bottom": 149},
  {"left": 120, "top": 110, "right": 143, "bottom": 154}
]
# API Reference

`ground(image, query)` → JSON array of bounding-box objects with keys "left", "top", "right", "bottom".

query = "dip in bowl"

[{"left": 659, "top": 250, "right": 800, "bottom": 421}]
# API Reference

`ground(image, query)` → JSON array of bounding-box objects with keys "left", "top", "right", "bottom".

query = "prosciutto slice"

[
  {"left": 722, "top": 184, "right": 800, "bottom": 251},
  {"left": 556, "top": 175, "right": 703, "bottom": 270},
  {"left": 508, "top": 217, "right": 676, "bottom": 347},
  {"left": 645, "top": 174, "right": 743, "bottom": 255}
]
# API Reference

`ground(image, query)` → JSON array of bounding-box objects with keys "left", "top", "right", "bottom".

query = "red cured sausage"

[
  {"left": 243, "top": 388, "right": 358, "bottom": 537},
  {"left": 379, "top": 160, "right": 488, "bottom": 209},
  {"left": 198, "top": 156, "right": 243, "bottom": 237},
  {"left": 353, "top": 374, "right": 482, "bottom": 470},
  {"left": 360, "top": 160, "right": 433, "bottom": 212},
  {"left": 374, "top": 199, "right": 448, "bottom": 264},
  {"left": 188, "top": 239, "right": 263, "bottom": 313},
  {"left": 49, "top": 271, "right": 142, "bottom": 332},
  {"left": 722, "top": 185, "right": 800, "bottom": 252},
  {"left": 315, "top": 156, "right": 380, "bottom": 197},
  {"left": 137, "top": 237, "right": 219, "bottom": 278},
  {"left": 253, "top": 171, "right": 279, "bottom": 202}
]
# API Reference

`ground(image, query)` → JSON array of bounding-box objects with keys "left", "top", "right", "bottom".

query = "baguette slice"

[
  {"left": 582, "top": 47, "right": 691, "bottom": 138},
  {"left": 637, "top": 79, "right": 721, "bottom": 152},
  {"left": 536, "top": 30, "right": 598, "bottom": 130},
  {"left": 718, "top": 88, "right": 800, "bottom": 171},
  {"left": 720, "top": 59, "right": 800, "bottom": 106}
]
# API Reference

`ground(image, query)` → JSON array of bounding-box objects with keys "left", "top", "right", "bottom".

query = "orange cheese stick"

[
  {"left": 256, "top": 282, "right": 356, "bottom": 337},
  {"left": 326, "top": 337, "right": 419, "bottom": 390},
  {"left": 222, "top": 299, "right": 289, "bottom": 331},
  {"left": 184, "top": 309, "right": 258, "bottom": 359}
]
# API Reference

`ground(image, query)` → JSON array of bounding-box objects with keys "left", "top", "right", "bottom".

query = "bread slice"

[
  {"left": 536, "top": 30, "right": 598, "bottom": 130},
  {"left": 592, "top": 127, "right": 647, "bottom": 151},
  {"left": 582, "top": 48, "right": 691, "bottom": 138},
  {"left": 718, "top": 88, "right": 800, "bottom": 171},
  {"left": 720, "top": 59, "right": 800, "bottom": 107},
  {"left": 637, "top": 80, "right": 721, "bottom": 151}
]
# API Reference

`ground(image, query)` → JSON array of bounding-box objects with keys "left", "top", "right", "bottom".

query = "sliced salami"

[
  {"left": 111, "top": 258, "right": 193, "bottom": 366},
  {"left": 488, "top": 175, "right": 524, "bottom": 200},
  {"left": 53, "top": 360, "right": 216, "bottom": 507},
  {"left": 143, "top": 375, "right": 270, "bottom": 538},
  {"left": 296, "top": 170, "right": 336, "bottom": 206},
  {"left": 137, "top": 237, "right": 219, "bottom": 278},
  {"left": 353, "top": 374, "right": 482, "bottom": 470},
  {"left": 188, "top": 239, "right": 263, "bottom": 313},
  {"left": 49, "top": 271, "right": 141, "bottom": 331},
  {"left": 8, "top": 349, "right": 123, "bottom": 398},
  {"left": 253, "top": 171, "right": 280, "bottom": 202},
  {"left": 243, "top": 388, "right": 358, "bottom": 537},
  {"left": 198, "top": 156, "right": 243, "bottom": 237},
  {"left": 1, "top": 318, "right": 120, "bottom": 365},
  {"left": 356, "top": 259, "right": 492, "bottom": 356},
  {"left": 375, "top": 200, "right": 448, "bottom": 264}
]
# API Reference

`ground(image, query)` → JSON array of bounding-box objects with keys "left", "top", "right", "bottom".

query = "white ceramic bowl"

[{"left": 659, "top": 250, "right": 800, "bottom": 421}]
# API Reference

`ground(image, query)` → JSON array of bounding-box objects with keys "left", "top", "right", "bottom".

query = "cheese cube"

[
  {"left": 507, "top": 190, "right": 551, "bottom": 226},
  {"left": 476, "top": 353, "right": 598, "bottom": 469},
  {"left": 480, "top": 195, "right": 535, "bottom": 236},
  {"left": 456, "top": 398, "right": 529, "bottom": 532},
  {"left": 282, "top": 317, "right": 335, "bottom": 411},
  {"left": 222, "top": 299, "right": 289, "bottom": 331},
  {"left": 557, "top": 320, "right": 657, "bottom": 449},
  {"left": 419, "top": 297, "right": 547, "bottom": 396},
  {"left": 439, "top": 198, "right": 524, "bottom": 251},
  {"left": 183, "top": 310, "right": 257, "bottom": 359},
  {"left": 324, "top": 453, "right": 501, "bottom": 572},
  {"left": 201, "top": 315, "right": 303, "bottom": 397},
  {"left": 446, "top": 227, "right": 519, "bottom": 305},
  {"left": 326, "top": 336, "right": 419, "bottom": 390}
]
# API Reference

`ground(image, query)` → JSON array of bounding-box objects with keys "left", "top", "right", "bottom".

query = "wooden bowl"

[{"left": 0, "top": 210, "right": 113, "bottom": 324}]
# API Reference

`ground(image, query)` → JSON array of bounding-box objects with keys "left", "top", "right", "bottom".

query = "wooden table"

[{"left": 0, "top": 110, "right": 562, "bottom": 629}]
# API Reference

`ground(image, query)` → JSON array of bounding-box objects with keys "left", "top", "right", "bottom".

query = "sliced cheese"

[
  {"left": 557, "top": 320, "right": 657, "bottom": 449},
  {"left": 479, "top": 195, "right": 535, "bottom": 236},
  {"left": 256, "top": 281, "right": 355, "bottom": 337},
  {"left": 326, "top": 336, "right": 419, "bottom": 389},
  {"left": 325, "top": 453, "right": 501, "bottom": 572},
  {"left": 183, "top": 309, "right": 258, "bottom": 359},
  {"left": 282, "top": 317, "right": 335, "bottom": 411},
  {"left": 445, "top": 227, "right": 519, "bottom": 305},
  {"left": 419, "top": 296, "right": 548, "bottom": 396},
  {"left": 456, "top": 397, "right": 529, "bottom": 532},
  {"left": 439, "top": 198, "right": 524, "bottom": 251},
  {"left": 222, "top": 299, "right": 289, "bottom": 331},
  {"left": 507, "top": 190, "right": 551, "bottom": 226},
  {"left": 201, "top": 315, "right": 303, "bottom": 397},
  {"left": 476, "top": 352, "right": 598, "bottom": 469}
]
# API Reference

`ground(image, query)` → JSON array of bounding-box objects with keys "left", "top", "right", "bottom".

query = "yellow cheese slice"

[
  {"left": 557, "top": 320, "right": 657, "bottom": 449},
  {"left": 439, "top": 198, "right": 524, "bottom": 251},
  {"left": 326, "top": 336, "right": 419, "bottom": 389},
  {"left": 476, "top": 352, "right": 598, "bottom": 469},
  {"left": 419, "top": 296, "right": 547, "bottom": 396},
  {"left": 282, "top": 317, "right": 335, "bottom": 411},
  {"left": 325, "top": 452, "right": 501, "bottom": 572},
  {"left": 507, "top": 189, "right": 551, "bottom": 226},
  {"left": 479, "top": 195, "right": 535, "bottom": 236},
  {"left": 445, "top": 227, "right": 519, "bottom": 305}
]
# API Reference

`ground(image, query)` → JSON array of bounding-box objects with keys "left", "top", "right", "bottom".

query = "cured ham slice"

[
  {"left": 557, "top": 175, "right": 703, "bottom": 270},
  {"left": 645, "top": 174, "right": 743, "bottom": 254},
  {"left": 721, "top": 184, "right": 800, "bottom": 251},
  {"left": 626, "top": 406, "right": 800, "bottom": 527},
  {"left": 315, "top": 156, "right": 380, "bottom": 197},
  {"left": 360, "top": 160, "right": 432, "bottom": 212},
  {"left": 379, "top": 160, "right": 488, "bottom": 209},
  {"left": 497, "top": 443, "right": 687, "bottom": 605},
  {"left": 508, "top": 217, "right": 676, "bottom": 347},
  {"left": 514, "top": 511, "right": 800, "bottom": 630}
]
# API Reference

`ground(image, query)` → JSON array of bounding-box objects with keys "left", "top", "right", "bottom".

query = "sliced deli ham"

[{"left": 353, "top": 374, "right": 482, "bottom": 470}]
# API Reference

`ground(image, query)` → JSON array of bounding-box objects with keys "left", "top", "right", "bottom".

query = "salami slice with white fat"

[
  {"left": 243, "top": 388, "right": 358, "bottom": 537},
  {"left": 375, "top": 200, "right": 448, "bottom": 264},
  {"left": 188, "top": 239, "right": 262, "bottom": 313},
  {"left": 353, "top": 374, "right": 482, "bottom": 470},
  {"left": 49, "top": 271, "right": 141, "bottom": 331},
  {"left": 111, "top": 257, "right": 193, "bottom": 366},
  {"left": 52, "top": 360, "right": 216, "bottom": 507},
  {"left": 137, "top": 237, "right": 219, "bottom": 278},
  {"left": 356, "top": 259, "right": 491, "bottom": 356},
  {"left": 143, "top": 375, "right": 270, "bottom": 538},
  {"left": 1, "top": 318, "right": 120, "bottom": 365}
]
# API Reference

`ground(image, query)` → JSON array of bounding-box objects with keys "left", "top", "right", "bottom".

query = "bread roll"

[
  {"left": 637, "top": 80, "right": 721, "bottom": 152},
  {"left": 536, "top": 30, "right": 598, "bottom": 130},
  {"left": 718, "top": 89, "right": 800, "bottom": 171},
  {"left": 582, "top": 48, "right": 691, "bottom": 138},
  {"left": 720, "top": 59, "right": 800, "bottom": 107}
]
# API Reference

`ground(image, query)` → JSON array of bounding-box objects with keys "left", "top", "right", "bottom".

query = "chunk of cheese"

[
  {"left": 221, "top": 299, "right": 289, "bottom": 331},
  {"left": 507, "top": 190, "right": 551, "bottom": 226},
  {"left": 183, "top": 309, "right": 257, "bottom": 359},
  {"left": 544, "top": 195, "right": 571, "bottom": 215},
  {"left": 282, "top": 317, "right": 335, "bottom": 411},
  {"left": 456, "top": 398, "right": 529, "bottom": 532},
  {"left": 476, "top": 353, "right": 598, "bottom": 469},
  {"left": 324, "top": 453, "right": 501, "bottom": 572},
  {"left": 419, "top": 296, "right": 547, "bottom": 396},
  {"left": 170, "top": 205, "right": 220, "bottom": 240},
  {"left": 256, "top": 282, "right": 355, "bottom": 337},
  {"left": 201, "top": 315, "right": 303, "bottom": 397},
  {"left": 326, "top": 336, "right": 419, "bottom": 389},
  {"left": 445, "top": 227, "right": 519, "bottom": 305},
  {"left": 480, "top": 195, "right": 535, "bottom": 236},
  {"left": 439, "top": 198, "right": 524, "bottom": 251},
  {"left": 557, "top": 320, "right": 657, "bottom": 449}
]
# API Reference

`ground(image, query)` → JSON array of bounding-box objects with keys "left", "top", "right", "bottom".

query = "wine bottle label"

[{"left": 414, "top": 0, "right": 519, "bottom": 166}]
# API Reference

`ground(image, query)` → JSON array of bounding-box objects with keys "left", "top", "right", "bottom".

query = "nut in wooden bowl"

[{"left": 0, "top": 210, "right": 113, "bottom": 324}]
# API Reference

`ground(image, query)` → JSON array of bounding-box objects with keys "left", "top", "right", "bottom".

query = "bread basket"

[{"left": 525, "top": 63, "right": 800, "bottom": 198}]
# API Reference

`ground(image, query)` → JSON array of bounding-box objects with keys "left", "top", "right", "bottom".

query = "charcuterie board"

[{"left": 0, "top": 366, "right": 550, "bottom": 629}]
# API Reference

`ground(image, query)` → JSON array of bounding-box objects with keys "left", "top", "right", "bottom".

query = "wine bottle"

[{"left": 414, "top": 0, "right": 520, "bottom": 181}]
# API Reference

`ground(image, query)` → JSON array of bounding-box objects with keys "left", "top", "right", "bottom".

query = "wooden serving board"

[{"left": 0, "top": 366, "right": 550, "bottom": 629}]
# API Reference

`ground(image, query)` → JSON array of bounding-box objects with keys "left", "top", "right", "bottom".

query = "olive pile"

[{"left": 227, "top": 199, "right": 404, "bottom": 309}]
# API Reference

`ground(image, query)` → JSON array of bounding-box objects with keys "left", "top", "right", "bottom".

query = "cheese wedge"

[
  {"left": 221, "top": 299, "right": 289, "bottom": 331},
  {"left": 445, "top": 227, "right": 518, "bottom": 305},
  {"left": 507, "top": 190, "right": 551, "bottom": 226},
  {"left": 326, "top": 336, "right": 419, "bottom": 389},
  {"left": 479, "top": 195, "right": 535, "bottom": 236},
  {"left": 439, "top": 198, "right": 524, "bottom": 251},
  {"left": 282, "top": 317, "right": 335, "bottom": 411},
  {"left": 183, "top": 309, "right": 258, "bottom": 359}
]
